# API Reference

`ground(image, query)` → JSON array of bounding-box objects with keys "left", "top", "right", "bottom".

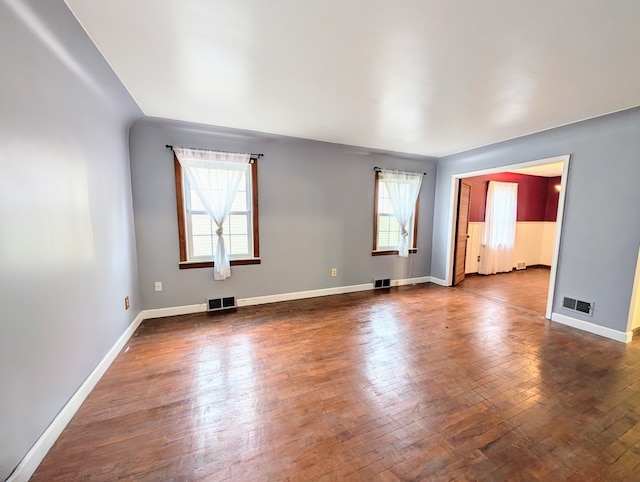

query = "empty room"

[{"left": 3, "top": 0, "right": 640, "bottom": 480}]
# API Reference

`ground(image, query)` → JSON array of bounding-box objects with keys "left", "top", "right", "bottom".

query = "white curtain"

[
  {"left": 479, "top": 181, "right": 518, "bottom": 275},
  {"left": 173, "top": 147, "right": 250, "bottom": 280},
  {"left": 379, "top": 170, "right": 422, "bottom": 256}
]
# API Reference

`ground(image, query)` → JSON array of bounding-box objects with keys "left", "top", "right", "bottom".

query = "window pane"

[
  {"left": 375, "top": 177, "right": 417, "bottom": 251},
  {"left": 188, "top": 186, "right": 203, "bottom": 211},
  {"left": 228, "top": 235, "right": 249, "bottom": 255},
  {"left": 378, "top": 230, "right": 389, "bottom": 249},
  {"left": 188, "top": 173, "right": 247, "bottom": 212},
  {"left": 184, "top": 164, "right": 255, "bottom": 261},
  {"left": 230, "top": 173, "right": 247, "bottom": 211},
  {"left": 388, "top": 230, "right": 399, "bottom": 247},
  {"left": 377, "top": 214, "right": 400, "bottom": 249},
  {"left": 230, "top": 192, "right": 247, "bottom": 212},
  {"left": 378, "top": 215, "right": 390, "bottom": 231},
  {"left": 378, "top": 183, "right": 394, "bottom": 215},
  {"left": 191, "top": 214, "right": 213, "bottom": 236},
  {"left": 378, "top": 198, "right": 390, "bottom": 214},
  {"left": 228, "top": 214, "right": 248, "bottom": 234},
  {"left": 193, "top": 235, "right": 214, "bottom": 257}
]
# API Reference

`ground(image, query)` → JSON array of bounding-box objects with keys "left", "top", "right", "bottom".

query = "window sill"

[
  {"left": 179, "top": 258, "right": 261, "bottom": 270},
  {"left": 372, "top": 249, "right": 417, "bottom": 256}
]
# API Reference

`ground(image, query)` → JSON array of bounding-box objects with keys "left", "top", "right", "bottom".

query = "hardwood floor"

[
  {"left": 455, "top": 267, "right": 551, "bottom": 315},
  {"left": 32, "top": 281, "right": 640, "bottom": 481}
]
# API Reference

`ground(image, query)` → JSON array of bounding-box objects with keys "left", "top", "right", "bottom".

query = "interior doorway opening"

[
  {"left": 445, "top": 155, "right": 570, "bottom": 319},
  {"left": 627, "top": 247, "right": 640, "bottom": 332}
]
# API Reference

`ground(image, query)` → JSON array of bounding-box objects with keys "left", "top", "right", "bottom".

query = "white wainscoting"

[
  {"left": 465, "top": 222, "right": 484, "bottom": 274},
  {"left": 541, "top": 222, "right": 557, "bottom": 266},
  {"left": 465, "top": 222, "right": 557, "bottom": 274},
  {"left": 513, "top": 222, "right": 545, "bottom": 267}
]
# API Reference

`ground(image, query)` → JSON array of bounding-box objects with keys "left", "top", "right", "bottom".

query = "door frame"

[
  {"left": 444, "top": 154, "right": 571, "bottom": 319},
  {"left": 627, "top": 246, "right": 640, "bottom": 331}
]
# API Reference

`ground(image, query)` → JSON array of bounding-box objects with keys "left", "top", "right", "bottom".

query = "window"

[
  {"left": 373, "top": 171, "right": 419, "bottom": 255},
  {"left": 174, "top": 155, "right": 260, "bottom": 269}
]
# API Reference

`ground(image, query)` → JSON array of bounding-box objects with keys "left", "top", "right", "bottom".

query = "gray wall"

[
  {"left": 0, "top": 1, "right": 142, "bottom": 478},
  {"left": 432, "top": 107, "right": 640, "bottom": 333},
  {"left": 3, "top": 2, "right": 637, "bottom": 478},
  {"left": 130, "top": 118, "right": 437, "bottom": 310}
]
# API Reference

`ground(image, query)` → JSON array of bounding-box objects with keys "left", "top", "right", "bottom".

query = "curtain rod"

[
  {"left": 374, "top": 166, "right": 427, "bottom": 175},
  {"left": 166, "top": 144, "right": 263, "bottom": 159}
]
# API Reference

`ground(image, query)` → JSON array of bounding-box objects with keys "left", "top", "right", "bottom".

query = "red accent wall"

[
  {"left": 467, "top": 173, "right": 559, "bottom": 222},
  {"left": 545, "top": 176, "right": 561, "bottom": 222}
]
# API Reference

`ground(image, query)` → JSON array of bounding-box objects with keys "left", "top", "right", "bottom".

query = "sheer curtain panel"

[
  {"left": 379, "top": 170, "right": 422, "bottom": 256},
  {"left": 173, "top": 147, "right": 250, "bottom": 280},
  {"left": 478, "top": 181, "right": 518, "bottom": 275}
]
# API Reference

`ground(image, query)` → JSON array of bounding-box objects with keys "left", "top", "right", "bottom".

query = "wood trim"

[
  {"left": 174, "top": 154, "right": 260, "bottom": 264},
  {"left": 372, "top": 249, "right": 418, "bottom": 256},
  {"left": 174, "top": 155, "right": 188, "bottom": 262},
  {"left": 250, "top": 159, "right": 260, "bottom": 258},
  {"left": 373, "top": 171, "right": 380, "bottom": 251},
  {"left": 373, "top": 171, "right": 420, "bottom": 253},
  {"left": 179, "top": 259, "right": 261, "bottom": 270},
  {"left": 412, "top": 195, "right": 419, "bottom": 250}
]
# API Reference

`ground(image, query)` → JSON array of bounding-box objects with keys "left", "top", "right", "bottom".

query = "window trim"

[
  {"left": 174, "top": 154, "right": 260, "bottom": 269},
  {"left": 372, "top": 171, "right": 419, "bottom": 256}
]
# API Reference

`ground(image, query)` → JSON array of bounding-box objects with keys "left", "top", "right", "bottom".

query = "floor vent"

[
  {"left": 373, "top": 278, "right": 391, "bottom": 289},
  {"left": 207, "top": 296, "right": 236, "bottom": 312},
  {"left": 562, "top": 296, "right": 594, "bottom": 316},
  {"left": 516, "top": 261, "right": 526, "bottom": 270}
]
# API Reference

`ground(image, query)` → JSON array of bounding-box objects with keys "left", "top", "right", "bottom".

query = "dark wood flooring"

[
  {"left": 32, "top": 275, "right": 640, "bottom": 481},
  {"left": 456, "top": 267, "right": 551, "bottom": 315}
]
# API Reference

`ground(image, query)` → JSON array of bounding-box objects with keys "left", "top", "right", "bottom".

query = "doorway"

[{"left": 446, "top": 155, "right": 570, "bottom": 319}]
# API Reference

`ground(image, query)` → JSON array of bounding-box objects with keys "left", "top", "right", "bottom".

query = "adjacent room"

[
  {"left": 452, "top": 161, "right": 564, "bottom": 316},
  {"left": 2, "top": 0, "right": 640, "bottom": 480}
]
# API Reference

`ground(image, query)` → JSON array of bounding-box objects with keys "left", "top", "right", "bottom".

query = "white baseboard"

[
  {"left": 142, "top": 303, "right": 206, "bottom": 319},
  {"left": 7, "top": 312, "right": 145, "bottom": 482},
  {"left": 392, "top": 276, "right": 432, "bottom": 287},
  {"left": 237, "top": 282, "right": 372, "bottom": 307},
  {"left": 236, "top": 276, "right": 433, "bottom": 307},
  {"left": 429, "top": 277, "right": 449, "bottom": 287},
  {"left": 551, "top": 312, "right": 633, "bottom": 343},
  {"left": 141, "top": 277, "right": 435, "bottom": 315}
]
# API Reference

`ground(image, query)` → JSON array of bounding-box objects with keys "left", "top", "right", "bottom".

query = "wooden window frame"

[
  {"left": 174, "top": 154, "right": 260, "bottom": 269},
  {"left": 372, "top": 171, "right": 419, "bottom": 256}
]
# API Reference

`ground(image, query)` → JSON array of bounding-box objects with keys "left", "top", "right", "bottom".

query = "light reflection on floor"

[
  {"left": 195, "top": 333, "right": 257, "bottom": 455},
  {"left": 359, "top": 304, "right": 415, "bottom": 409}
]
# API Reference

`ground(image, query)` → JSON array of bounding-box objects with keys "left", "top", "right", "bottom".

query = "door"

[{"left": 452, "top": 179, "right": 472, "bottom": 285}]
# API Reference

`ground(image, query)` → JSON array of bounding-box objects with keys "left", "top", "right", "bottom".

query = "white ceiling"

[
  {"left": 508, "top": 162, "right": 564, "bottom": 177},
  {"left": 64, "top": 0, "right": 640, "bottom": 158}
]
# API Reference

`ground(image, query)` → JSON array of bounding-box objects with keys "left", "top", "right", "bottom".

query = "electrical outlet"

[
  {"left": 124, "top": 296, "right": 130, "bottom": 310},
  {"left": 154, "top": 281, "right": 162, "bottom": 292},
  {"left": 331, "top": 268, "right": 337, "bottom": 277},
  {"left": 477, "top": 256, "right": 481, "bottom": 262}
]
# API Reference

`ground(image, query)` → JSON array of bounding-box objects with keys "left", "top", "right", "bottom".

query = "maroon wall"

[
  {"left": 467, "top": 173, "right": 559, "bottom": 222},
  {"left": 545, "top": 176, "right": 561, "bottom": 222}
]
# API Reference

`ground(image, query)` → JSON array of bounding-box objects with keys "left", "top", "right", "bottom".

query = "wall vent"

[
  {"left": 516, "top": 261, "right": 526, "bottom": 270},
  {"left": 562, "top": 296, "right": 594, "bottom": 316},
  {"left": 207, "top": 296, "right": 236, "bottom": 312},
  {"left": 373, "top": 278, "right": 391, "bottom": 289}
]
